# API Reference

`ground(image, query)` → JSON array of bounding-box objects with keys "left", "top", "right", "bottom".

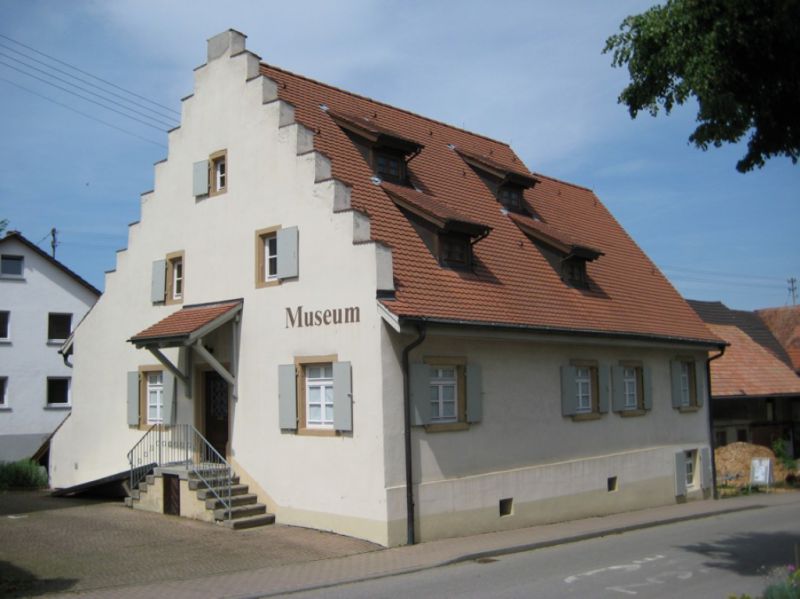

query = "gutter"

[
  {"left": 401, "top": 324, "right": 426, "bottom": 545},
  {"left": 706, "top": 345, "right": 726, "bottom": 500}
]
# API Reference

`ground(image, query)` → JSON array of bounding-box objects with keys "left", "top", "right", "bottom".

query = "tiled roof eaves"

[
  {"left": 395, "top": 314, "right": 725, "bottom": 348},
  {"left": 713, "top": 391, "right": 800, "bottom": 400}
]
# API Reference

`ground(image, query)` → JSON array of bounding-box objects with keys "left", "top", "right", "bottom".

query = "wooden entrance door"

[
  {"left": 204, "top": 371, "right": 229, "bottom": 458},
  {"left": 163, "top": 474, "right": 180, "bottom": 516}
]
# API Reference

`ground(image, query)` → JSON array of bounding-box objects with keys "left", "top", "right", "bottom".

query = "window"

[
  {"left": 47, "top": 313, "right": 72, "bottom": 342},
  {"left": 430, "top": 366, "right": 458, "bottom": 423},
  {"left": 0, "top": 311, "right": 8, "bottom": 340},
  {"left": 146, "top": 371, "right": 164, "bottom": 424},
  {"left": 561, "top": 257, "right": 588, "bottom": 289},
  {"left": 561, "top": 360, "right": 608, "bottom": 419},
  {"left": 164, "top": 251, "right": 185, "bottom": 305},
  {"left": 375, "top": 151, "right": 405, "bottom": 182},
  {"left": 255, "top": 226, "right": 299, "bottom": 287},
  {"left": 409, "top": 356, "right": 481, "bottom": 430},
  {"left": 498, "top": 185, "right": 523, "bottom": 210},
  {"left": 46, "top": 377, "right": 70, "bottom": 407},
  {"left": 671, "top": 358, "right": 702, "bottom": 410},
  {"left": 612, "top": 362, "right": 650, "bottom": 414},
  {"left": 0, "top": 255, "right": 23, "bottom": 277},
  {"left": 278, "top": 357, "right": 352, "bottom": 434},
  {"left": 0, "top": 377, "right": 7, "bottom": 407},
  {"left": 622, "top": 367, "right": 638, "bottom": 408},
  {"left": 684, "top": 450, "right": 696, "bottom": 487},
  {"left": 438, "top": 233, "right": 471, "bottom": 269},
  {"left": 715, "top": 430, "right": 727, "bottom": 447},
  {"left": 210, "top": 150, "right": 227, "bottom": 196}
]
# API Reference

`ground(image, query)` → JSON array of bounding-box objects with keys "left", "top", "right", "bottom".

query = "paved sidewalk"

[{"left": 33, "top": 490, "right": 799, "bottom": 598}]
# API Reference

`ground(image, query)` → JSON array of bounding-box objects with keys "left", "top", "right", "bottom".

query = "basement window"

[{"left": 499, "top": 498, "right": 513, "bottom": 517}]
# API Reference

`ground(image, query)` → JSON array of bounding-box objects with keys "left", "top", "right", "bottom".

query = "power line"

[
  {"left": 0, "top": 46, "right": 178, "bottom": 126},
  {"left": 0, "top": 58, "right": 169, "bottom": 132},
  {"left": 0, "top": 32, "right": 180, "bottom": 116},
  {"left": 660, "top": 264, "right": 785, "bottom": 283},
  {"left": 0, "top": 76, "right": 166, "bottom": 148},
  {"left": 668, "top": 274, "right": 784, "bottom": 290}
]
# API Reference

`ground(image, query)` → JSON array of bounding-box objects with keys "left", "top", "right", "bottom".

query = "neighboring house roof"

[
  {"left": 0, "top": 231, "right": 101, "bottom": 297},
  {"left": 688, "top": 299, "right": 792, "bottom": 367},
  {"left": 129, "top": 300, "right": 242, "bottom": 346},
  {"left": 756, "top": 306, "right": 800, "bottom": 373},
  {"left": 704, "top": 323, "right": 800, "bottom": 398},
  {"left": 261, "top": 63, "right": 719, "bottom": 346}
]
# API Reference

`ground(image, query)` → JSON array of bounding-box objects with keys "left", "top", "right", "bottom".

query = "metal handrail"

[{"left": 127, "top": 424, "right": 233, "bottom": 521}]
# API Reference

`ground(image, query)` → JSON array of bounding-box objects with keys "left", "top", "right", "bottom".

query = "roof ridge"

[
  {"left": 260, "top": 62, "right": 514, "bottom": 149},
  {"left": 532, "top": 172, "right": 594, "bottom": 193}
]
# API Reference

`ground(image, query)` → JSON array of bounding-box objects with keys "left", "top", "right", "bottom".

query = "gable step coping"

[
  {"left": 195, "top": 483, "right": 249, "bottom": 500},
  {"left": 204, "top": 493, "right": 258, "bottom": 510},
  {"left": 223, "top": 512, "right": 276, "bottom": 530},
  {"left": 213, "top": 502, "right": 266, "bottom": 521}
]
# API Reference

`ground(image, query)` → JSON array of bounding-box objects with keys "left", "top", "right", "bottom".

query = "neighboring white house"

[
  {"left": 0, "top": 231, "right": 100, "bottom": 463},
  {"left": 50, "top": 30, "right": 723, "bottom": 546}
]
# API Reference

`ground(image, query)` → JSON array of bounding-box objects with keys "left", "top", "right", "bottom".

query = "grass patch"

[{"left": 0, "top": 460, "right": 48, "bottom": 491}]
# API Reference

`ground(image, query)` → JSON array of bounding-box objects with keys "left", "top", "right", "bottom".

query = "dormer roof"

[
  {"left": 455, "top": 147, "right": 539, "bottom": 188},
  {"left": 507, "top": 212, "right": 602, "bottom": 260},
  {"left": 328, "top": 110, "right": 423, "bottom": 156}
]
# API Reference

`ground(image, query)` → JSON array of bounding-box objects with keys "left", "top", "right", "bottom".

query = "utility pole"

[
  {"left": 789, "top": 277, "right": 798, "bottom": 305},
  {"left": 50, "top": 227, "right": 57, "bottom": 259}
]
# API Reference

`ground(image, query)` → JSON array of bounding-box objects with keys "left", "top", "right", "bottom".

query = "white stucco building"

[
  {"left": 50, "top": 30, "right": 723, "bottom": 546},
  {"left": 0, "top": 231, "right": 99, "bottom": 463}
]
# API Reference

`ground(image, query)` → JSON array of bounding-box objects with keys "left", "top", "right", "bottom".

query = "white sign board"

[{"left": 750, "top": 458, "right": 773, "bottom": 486}]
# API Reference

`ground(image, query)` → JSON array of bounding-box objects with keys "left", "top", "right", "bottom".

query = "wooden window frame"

[
  {"left": 138, "top": 365, "right": 164, "bottom": 430},
  {"left": 561, "top": 257, "right": 588, "bottom": 289},
  {"left": 209, "top": 149, "right": 227, "bottom": 197},
  {"left": 295, "top": 354, "right": 339, "bottom": 437},
  {"left": 255, "top": 226, "right": 281, "bottom": 289},
  {"left": 374, "top": 150, "right": 406, "bottom": 183},
  {"left": 437, "top": 233, "right": 472, "bottom": 270},
  {"left": 423, "top": 356, "right": 468, "bottom": 433},
  {"left": 45, "top": 376, "right": 71, "bottom": 408},
  {"left": 569, "top": 359, "right": 600, "bottom": 421},
  {"left": 165, "top": 251, "right": 185, "bottom": 306},
  {"left": 498, "top": 184, "right": 523, "bottom": 211}
]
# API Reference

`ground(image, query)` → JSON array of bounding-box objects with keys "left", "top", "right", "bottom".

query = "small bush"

[
  {"left": 0, "top": 459, "right": 48, "bottom": 490},
  {"left": 772, "top": 439, "right": 798, "bottom": 473}
]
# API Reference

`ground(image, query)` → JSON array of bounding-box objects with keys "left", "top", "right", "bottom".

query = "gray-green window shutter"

[
  {"left": 193, "top": 160, "right": 209, "bottom": 196},
  {"left": 670, "top": 360, "right": 683, "bottom": 408},
  {"left": 642, "top": 367, "right": 653, "bottom": 410},
  {"left": 695, "top": 361, "right": 707, "bottom": 407},
  {"left": 674, "top": 451, "right": 687, "bottom": 496},
  {"left": 127, "top": 371, "right": 139, "bottom": 426},
  {"left": 276, "top": 226, "right": 299, "bottom": 279},
  {"left": 598, "top": 366, "right": 610, "bottom": 414},
  {"left": 151, "top": 259, "right": 166, "bottom": 303},
  {"left": 278, "top": 364, "right": 297, "bottom": 430},
  {"left": 465, "top": 363, "right": 482, "bottom": 423},
  {"left": 700, "top": 447, "right": 713, "bottom": 490},
  {"left": 162, "top": 373, "right": 176, "bottom": 426},
  {"left": 410, "top": 362, "right": 431, "bottom": 425},
  {"left": 611, "top": 366, "right": 625, "bottom": 412},
  {"left": 333, "top": 361, "right": 352, "bottom": 432},
  {"left": 560, "top": 366, "right": 578, "bottom": 416}
]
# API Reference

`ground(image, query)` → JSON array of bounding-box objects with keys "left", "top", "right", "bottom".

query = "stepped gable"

[{"left": 260, "top": 63, "right": 718, "bottom": 344}]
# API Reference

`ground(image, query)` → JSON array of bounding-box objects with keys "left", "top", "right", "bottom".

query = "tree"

[
  {"left": 0, "top": 219, "right": 7, "bottom": 237},
  {"left": 604, "top": 0, "right": 800, "bottom": 173}
]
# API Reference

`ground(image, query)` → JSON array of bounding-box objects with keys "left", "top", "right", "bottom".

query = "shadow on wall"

[{"left": 0, "top": 561, "right": 77, "bottom": 598}]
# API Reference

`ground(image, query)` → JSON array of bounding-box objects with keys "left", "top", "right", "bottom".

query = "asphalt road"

[{"left": 288, "top": 501, "right": 800, "bottom": 598}]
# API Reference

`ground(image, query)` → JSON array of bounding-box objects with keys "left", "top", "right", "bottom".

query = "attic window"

[
  {"left": 498, "top": 185, "right": 523, "bottom": 211},
  {"left": 562, "top": 257, "right": 588, "bottom": 289},
  {"left": 439, "top": 233, "right": 471, "bottom": 269},
  {"left": 375, "top": 151, "right": 405, "bottom": 183}
]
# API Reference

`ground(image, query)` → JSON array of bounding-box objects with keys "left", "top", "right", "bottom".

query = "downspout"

[
  {"left": 706, "top": 345, "right": 726, "bottom": 500},
  {"left": 401, "top": 323, "right": 426, "bottom": 545}
]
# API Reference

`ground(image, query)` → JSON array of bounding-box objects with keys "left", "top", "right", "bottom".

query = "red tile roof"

[
  {"left": 129, "top": 301, "right": 241, "bottom": 344},
  {"left": 705, "top": 323, "right": 800, "bottom": 398},
  {"left": 260, "top": 63, "right": 719, "bottom": 345},
  {"left": 381, "top": 182, "right": 489, "bottom": 235},
  {"left": 757, "top": 306, "right": 800, "bottom": 372},
  {"left": 507, "top": 212, "right": 602, "bottom": 259}
]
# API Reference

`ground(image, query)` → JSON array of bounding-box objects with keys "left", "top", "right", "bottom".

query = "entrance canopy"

[{"left": 128, "top": 299, "right": 242, "bottom": 398}]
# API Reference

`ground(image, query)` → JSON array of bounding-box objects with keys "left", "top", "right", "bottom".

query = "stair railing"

[{"left": 127, "top": 424, "right": 232, "bottom": 521}]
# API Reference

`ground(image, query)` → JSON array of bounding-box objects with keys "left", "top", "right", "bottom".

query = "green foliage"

[
  {"left": 773, "top": 439, "right": 798, "bottom": 472},
  {"left": 0, "top": 459, "right": 48, "bottom": 490},
  {"left": 730, "top": 566, "right": 800, "bottom": 599},
  {"left": 604, "top": 0, "right": 800, "bottom": 173}
]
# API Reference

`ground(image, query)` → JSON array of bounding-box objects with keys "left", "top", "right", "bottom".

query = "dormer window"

[
  {"left": 439, "top": 233, "right": 471, "bottom": 269},
  {"left": 455, "top": 148, "right": 538, "bottom": 214},
  {"left": 561, "top": 257, "right": 588, "bottom": 289},
  {"left": 375, "top": 151, "right": 405, "bottom": 183},
  {"left": 498, "top": 185, "right": 523, "bottom": 211}
]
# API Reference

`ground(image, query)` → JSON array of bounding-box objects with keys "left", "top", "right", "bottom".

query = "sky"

[{"left": 0, "top": 0, "right": 797, "bottom": 311}]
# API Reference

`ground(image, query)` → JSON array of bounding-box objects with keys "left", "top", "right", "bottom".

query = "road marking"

[
  {"left": 564, "top": 555, "right": 665, "bottom": 583},
  {"left": 7, "top": 514, "right": 28, "bottom": 519},
  {"left": 607, "top": 570, "right": 695, "bottom": 595}
]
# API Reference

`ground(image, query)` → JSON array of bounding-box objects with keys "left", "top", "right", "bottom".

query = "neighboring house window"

[
  {"left": 46, "top": 377, "right": 70, "bottom": 407},
  {"left": 561, "top": 360, "right": 608, "bottom": 419},
  {"left": 0, "top": 377, "right": 7, "bottom": 407},
  {"left": 47, "top": 313, "right": 72, "bottom": 342},
  {"left": 0, "top": 255, "right": 24, "bottom": 278},
  {"left": 409, "top": 356, "right": 481, "bottom": 430},
  {"left": 304, "top": 363, "right": 334, "bottom": 429},
  {"left": 0, "top": 311, "right": 9, "bottom": 340},
  {"left": 623, "top": 367, "right": 638, "bottom": 408},
  {"left": 684, "top": 450, "right": 696, "bottom": 487},
  {"left": 146, "top": 371, "right": 164, "bottom": 424},
  {"left": 430, "top": 366, "right": 458, "bottom": 423},
  {"left": 277, "top": 357, "right": 353, "bottom": 434},
  {"left": 164, "top": 251, "right": 185, "bottom": 305},
  {"left": 210, "top": 150, "right": 227, "bottom": 196},
  {"left": 254, "top": 226, "right": 299, "bottom": 287},
  {"left": 671, "top": 358, "right": 702, "bottom": 410}
]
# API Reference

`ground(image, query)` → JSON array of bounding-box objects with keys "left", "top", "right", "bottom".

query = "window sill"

[
  {"left": 571, "top": 412, "right": 602, "bottom": 422},
  {"left": 0, "top": 406, "right": 11, "bottom": 411},
  {"left": 44, "top": 404, "right": 71, "bottom": 410},
  {"left": 256, "top": 279, "right": 281, "bottom": 289},
  {"left": 618, "top": 409, "right": 647, "bottom": 418},
  {"left": 47, "top": 340, "right": 67, "bottom": 346},
  {"left": 424, "top": 421, "right": 469, "bottom": 433},
  {"left": 678, "top": 405, "right": 701, "bottom": 413},
  {"left": 297, "top": 427, "right": 339, "bottom": 437},
  {"left": 0, "top": 274, "right": 25, "bottom": 281},
  {"left": 0, "top": 339, "right": 11, "bottom": 345}
]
